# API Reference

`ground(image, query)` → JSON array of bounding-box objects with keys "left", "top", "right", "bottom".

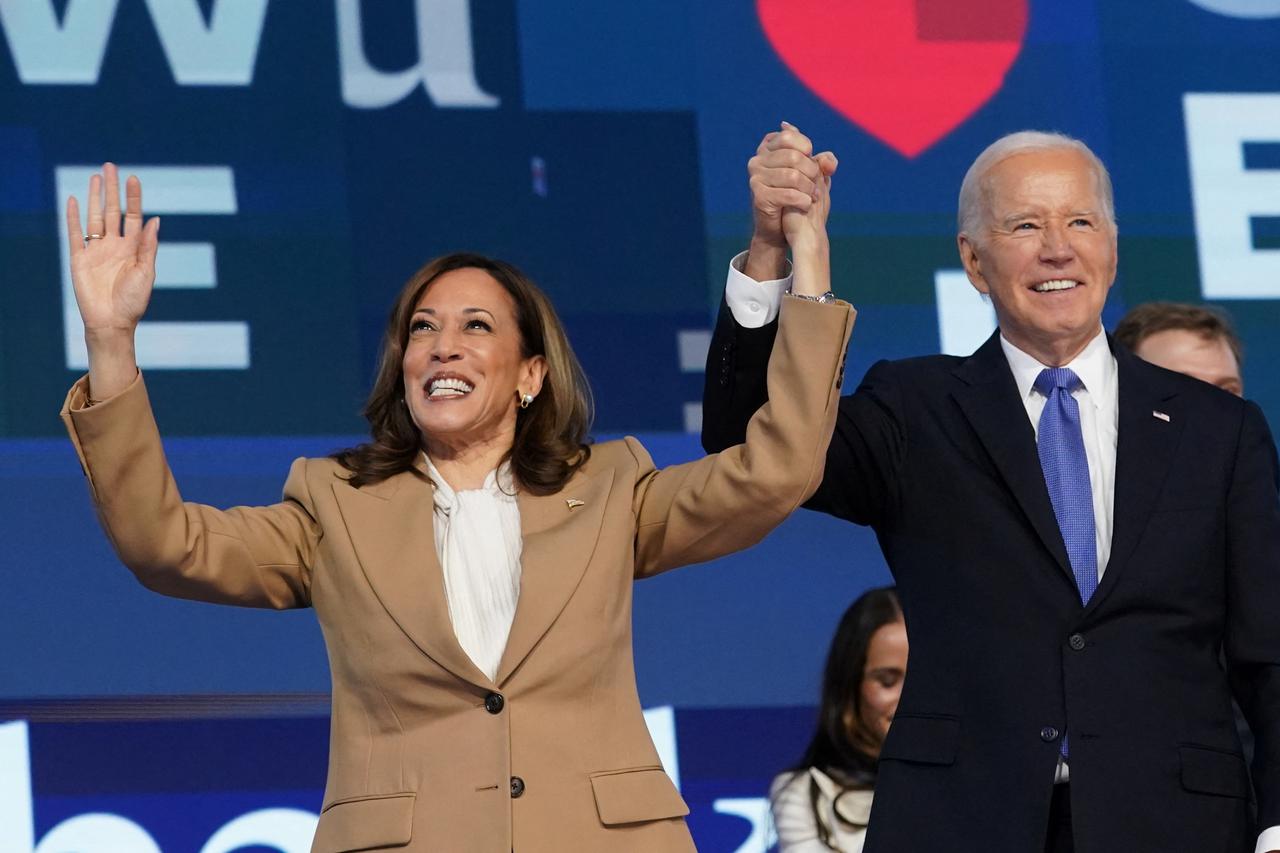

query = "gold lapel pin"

[
  {"left": 566, "top": 498, "right": 585, "bottom": 510},
  {"left": 1152, "top": 410, "right": 1171, "bottom": 423}
]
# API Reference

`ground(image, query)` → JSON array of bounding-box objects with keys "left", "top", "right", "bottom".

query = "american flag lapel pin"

[
  {"left": 566, "top": 498, "right": 585, "bottom": 510},
  {"left": 1152, "top": 410, "right": 1171, "bottom": 422}
]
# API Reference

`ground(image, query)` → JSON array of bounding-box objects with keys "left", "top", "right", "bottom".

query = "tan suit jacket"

[{"left": 61, "top": 297, "right": 854, "bottom": 852}]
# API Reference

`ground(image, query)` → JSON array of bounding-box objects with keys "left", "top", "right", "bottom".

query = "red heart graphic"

[{"left": 758, "top": 0, "right": 1028, "bottom": 158}]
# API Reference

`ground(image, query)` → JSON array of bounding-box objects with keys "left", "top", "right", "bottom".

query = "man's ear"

[{"left": 957, "top": 233, "right": 989, "bottom": 295}]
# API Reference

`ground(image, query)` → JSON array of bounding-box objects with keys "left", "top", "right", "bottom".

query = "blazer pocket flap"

[
  {"left": 1179, "top": 745, "right": 1250, "bottom": 799},
  {"left": 878, "top": 715, "right": 960, "bottom": 765},
  {"left": 315, "top": 791, "right": 415, "bottom": 851},
  {"left": 590, "top": 766, "right": 689, "bottom": 825}
]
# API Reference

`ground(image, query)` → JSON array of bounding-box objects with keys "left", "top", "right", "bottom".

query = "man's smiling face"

[{"left": 959, "top": 147, "right": 1118, "bottom": 365}]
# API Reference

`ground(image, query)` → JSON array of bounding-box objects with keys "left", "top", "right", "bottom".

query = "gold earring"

[{"left": 519, "top": 392, "right": 534, "bottom": 409}]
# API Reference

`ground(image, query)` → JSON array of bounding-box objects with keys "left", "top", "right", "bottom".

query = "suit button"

[
  {"left": 484, "top": 692, "right": 504, "bottom": 714},
  {"left": 1040, "top": 726, "right": 1060, "bottom": 742},
  {"left": 1068, "top": 633, "right": 1086, "bottom": 651},
  {"left": 510, "top": 776, "right": 525, "bottom": 798}
]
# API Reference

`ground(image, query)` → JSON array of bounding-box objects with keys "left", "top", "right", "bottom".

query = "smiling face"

[
  {"left": 402, "top": 267, "right": 546, "bottom": 460},
  {"left": 958, "top": 148, "right": 1118, "bottom": 365}
]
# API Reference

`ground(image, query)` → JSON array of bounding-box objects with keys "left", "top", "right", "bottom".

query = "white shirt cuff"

[
  {"left": 725, "top": 250, "right": 790, "bottom": 329},
  {"left": 1255, "top": 825, "right": 1280, "bottom": 853}
]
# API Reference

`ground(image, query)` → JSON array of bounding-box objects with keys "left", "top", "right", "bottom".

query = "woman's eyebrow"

[{"left": 411, "top": 307, "right": 496, "bottom": 321}]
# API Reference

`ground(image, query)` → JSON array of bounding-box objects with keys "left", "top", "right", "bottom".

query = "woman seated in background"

[
  {"left": 771, "top": 587, "right": 907, "bottom": 852},
  {"left": 60, "top": 157, "right": 851, "bottom": 853}
]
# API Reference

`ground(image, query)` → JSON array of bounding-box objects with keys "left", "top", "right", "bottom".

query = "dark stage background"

[{"left": 2, "top": 1, "right": 1278, "bottom": 849}]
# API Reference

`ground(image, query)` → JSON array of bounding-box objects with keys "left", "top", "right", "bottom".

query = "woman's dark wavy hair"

[
  {"left": 780, "top": 586, "right": 903, "bottom": 848},
  {"left": 332, "top": 252, "right": 593, "bottom": 493}
]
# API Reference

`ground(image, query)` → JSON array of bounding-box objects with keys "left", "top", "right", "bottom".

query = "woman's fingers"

[
  {"left": 66, "top": 195, "right": 84, "bottom": 263},
  {"left": 86, "top": 172, "right": 104, "bottom": 238},
  {"left": 139, "top": 215, "right": 161, "bottom": 265},
  {"left": 103, "top": 162, "right": 122, "bottom": 235},
  {"left": 123, "top": 175, "right": 144, "bottom": 237}
]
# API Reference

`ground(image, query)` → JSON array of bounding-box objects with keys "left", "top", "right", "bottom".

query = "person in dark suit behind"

[{"left": 702, "top": 126, "right": 1280, "bottom": 853}]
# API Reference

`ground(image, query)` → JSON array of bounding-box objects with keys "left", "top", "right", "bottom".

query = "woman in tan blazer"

[{"left": 60, "top": 157, "right": 851, "bottom": 852}]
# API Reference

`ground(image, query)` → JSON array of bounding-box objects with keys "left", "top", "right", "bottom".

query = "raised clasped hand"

[
  {"left": 748, "top": 121, "right": 838, "bottom": 254},
  {"left": 65, "top": 163, "right": 160, "bottom": 338}
]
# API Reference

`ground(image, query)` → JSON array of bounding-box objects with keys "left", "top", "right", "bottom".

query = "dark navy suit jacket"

[{"left": 702, "top": 303, "right": 1280, "bottom": 853}]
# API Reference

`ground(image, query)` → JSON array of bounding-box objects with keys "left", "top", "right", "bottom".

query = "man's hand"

[{"left": 744, "top": 122, "right": 838, "bottom": 281}]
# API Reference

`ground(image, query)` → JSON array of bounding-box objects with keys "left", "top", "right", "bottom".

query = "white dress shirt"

[
  {"left": 724, "top": 258, "right": 1280, "bottom": 853},
  {"left": 424, "top": 454, "right": 523, "bottom": 682},
  {"left": 726, "top": 251, "right": 789, "bottom": 328}
]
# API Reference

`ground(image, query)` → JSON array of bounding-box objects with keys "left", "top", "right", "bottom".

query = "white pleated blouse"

[{"left": 423, "top": 454, "right": 523, "bottom": 682}]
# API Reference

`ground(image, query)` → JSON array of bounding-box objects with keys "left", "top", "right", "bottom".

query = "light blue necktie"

[
  {"left": 1034, "top": 368, "right": 1099, "bottom": 606},
  {"left": 1034, "top": 368, "right": 1098, "bottom": 759}
]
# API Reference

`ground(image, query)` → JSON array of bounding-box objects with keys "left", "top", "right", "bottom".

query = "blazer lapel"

[
  {"left": 1086, "top": 346, "right": 1184, "bottom": 616},
  {"left": 950, "top": 332, "right": 1075, "bottom": 585},
  {"left": 331, "top": 468, "right": 492, "bottom": 689},
  {"left": 495, "top": 468, "right": 615, "bottom": 685}
]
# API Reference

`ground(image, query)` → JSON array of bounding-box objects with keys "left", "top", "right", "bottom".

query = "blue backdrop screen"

[{"left": 2, "top": 1, "right": 1278, "bottom": 850}]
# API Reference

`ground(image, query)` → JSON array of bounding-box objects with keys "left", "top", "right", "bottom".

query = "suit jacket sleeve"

[
  {"left": 701, "top": 296, "right": 778, "bottom": 454},
  {"left": 61, "top": 372, "right": 319, "bottom": 609},
  {"left": 1224, "top": 400, "right": 1280, "bottom": 831},
  {"left": 631, "top": 296, "right": 854, "bottom": 577},
  {"left": 701, "top": 298, "right": 906, "bottom": 527}
]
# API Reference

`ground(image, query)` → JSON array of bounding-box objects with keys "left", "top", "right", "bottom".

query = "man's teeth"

[
  {"left": 1033, "top": 279, "right": 1079, "bottom": 292},
  {"left": 428, "top": 377, "right": 474, "bottom": 398}
]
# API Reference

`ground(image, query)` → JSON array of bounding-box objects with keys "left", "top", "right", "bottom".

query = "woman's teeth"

[{"left": 428, "top": 377, "right": 474, "bottom": 398}]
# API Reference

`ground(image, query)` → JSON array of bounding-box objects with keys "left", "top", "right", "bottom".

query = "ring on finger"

[{"left": 84, "top": 233, "right": 104, "bottom": 241}]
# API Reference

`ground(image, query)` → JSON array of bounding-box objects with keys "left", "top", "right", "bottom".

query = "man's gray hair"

[{"left": 957, "top": 131, "right": 1116, "bottom": 239}]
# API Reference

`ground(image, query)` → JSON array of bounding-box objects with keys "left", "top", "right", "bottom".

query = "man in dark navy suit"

[{"left": 702, "top": 126, "right": 1280, "bottom": 853}]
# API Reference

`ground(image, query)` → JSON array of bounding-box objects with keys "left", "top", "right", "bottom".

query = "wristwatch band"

[{"left": 788, "top": 289, "right": 837, "bottom": 304}]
